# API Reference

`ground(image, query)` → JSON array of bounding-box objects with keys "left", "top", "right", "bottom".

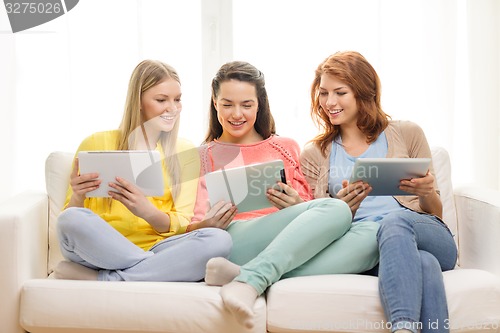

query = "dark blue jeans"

[{"left": 377, "top": 210, "right": 457, "bottom": 333}]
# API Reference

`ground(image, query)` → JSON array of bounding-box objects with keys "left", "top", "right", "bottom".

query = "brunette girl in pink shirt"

[{"left": 188, "top": 61, "right": 380, "bottom": 329}]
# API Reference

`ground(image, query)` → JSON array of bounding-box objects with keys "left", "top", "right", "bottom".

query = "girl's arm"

[
  {"left": 400, "top": 121, "right": 443, "bottom": 218},
  {"left": 400, "top": 171, "right": 443, "bottom": 218},
  {"left": 189, "top": 167, "right": 236, "bottom": 230},
  {"left": 266, "top": 139, "right": 313, "bottom": 209},
  {"left": 112, "top": 141, "right": 202, "bottom": 234},
  {"left": 63, "top": 133, "right": 104, "bottom": 209}
]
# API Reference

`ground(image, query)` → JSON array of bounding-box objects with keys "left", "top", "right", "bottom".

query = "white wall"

[
  {"left": 0, "top": 0, "right": 499, "bottom": 204},
  {"left": 465, "top": 0, "right": 499, "bottom": 190},
  {"left": 496, "top": 2, "right": 500, "bottom": 189},
  {"left": 0, "top": 32, "right": 16, "bottom": 202},
  {"left": 0, "top": 0, "right": 204, "bottom": 202}
]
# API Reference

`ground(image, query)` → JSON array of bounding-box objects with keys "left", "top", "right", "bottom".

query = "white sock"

[
  {"left": 220, "top": 281, "right": 259, "bottom": 329},
  {"left": 205, "top": 257, "right": 240, "bottom": 286}
]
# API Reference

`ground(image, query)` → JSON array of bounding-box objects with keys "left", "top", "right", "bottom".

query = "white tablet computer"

[
  {"left": 78, "top": 150, "right": 164, "bottom": 197},
  {"left": 205, "top": 159, "right": 286, "bottom": 213},
  {"left": 349, "top": 158, "right": 431, "bottom": 196}
]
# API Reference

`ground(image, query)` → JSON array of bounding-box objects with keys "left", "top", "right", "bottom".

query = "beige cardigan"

[{"left": 300, "top": 120, "right": 439, "bottom": 215}]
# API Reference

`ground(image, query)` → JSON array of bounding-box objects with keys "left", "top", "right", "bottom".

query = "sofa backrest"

[
  {"left": 46, "top": 151, "right": 74, "bottom": 273},
  {"left": 44, "top": 147, "right": 458, "bottom": 274},
  {"left": 431, "top": 146, "right": 457, "bottom": 236}
]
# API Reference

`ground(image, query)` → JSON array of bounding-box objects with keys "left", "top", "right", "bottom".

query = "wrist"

[
  {"left": 144, "top": 208, "right": 171, "bottom": 233},
  {"left": 68, "top": 195, "right": 85, "bottom": 208},
  {"left": 186, "top": 222, "right": 199, "bottom": 232}
]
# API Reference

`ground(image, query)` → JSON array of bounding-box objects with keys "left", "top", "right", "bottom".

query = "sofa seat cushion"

[
  {"left": 20, "top": 279, "right": 266, "bottom": 333},
  {"left": 266, "top": 269, "right": 500, "bottom": 333}
]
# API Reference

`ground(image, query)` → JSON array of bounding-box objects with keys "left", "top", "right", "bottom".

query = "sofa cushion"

[
  {"left": 266, "top": 269, "right": 500, "bottom": 333},
  {"left": 20, "top": 279, "right": 267, "bottom": 333},
  {"left": 45, "top": 152, "right": 73, "bottom": 273},
  {"left": 431, "top": 146, "right": 457, "bottom": 237}
]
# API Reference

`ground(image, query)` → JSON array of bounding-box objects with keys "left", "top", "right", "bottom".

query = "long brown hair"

[
  {"left": 204, "top": 61, "right": 276, "bottom": 143},
  {"left": 310, "top": 51, "right": 390, "bottom": 156}
]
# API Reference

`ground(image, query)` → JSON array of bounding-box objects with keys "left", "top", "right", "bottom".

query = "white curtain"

[{"left": 0, "top": 0, "right": 498, "bottom": 202}]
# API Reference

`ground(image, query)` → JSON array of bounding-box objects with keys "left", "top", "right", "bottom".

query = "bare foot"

[
  {"left": 220, "top": 281, "right": 258, "bottom": 329},
  {"left": 53, "top": 261, "right": 98, "bottom": 280},
  {"left": 205, "top": 257, "right": 240, "bottom": 286}
]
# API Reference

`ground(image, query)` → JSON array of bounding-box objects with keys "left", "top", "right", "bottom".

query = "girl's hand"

[
  {"left": 108, "top": 176, "right": 156, "bottom": 220},
  {"left": 336, "top": 180, "right": 372, "bottom": 217},
  {"left": 68, "top": 157, "right": 101, "bottom": 207},
  {"left": 399, "top": 171, "right": 442, "bottom": 217},
  {"left": 399, "top": 171, "right": 435, "bottom": 197},
  {"left": 200, "top": 201, "right": 237, "bottom": 230},
  {"left": 267, "top": 181, "right": 304, "bottom": 209}
]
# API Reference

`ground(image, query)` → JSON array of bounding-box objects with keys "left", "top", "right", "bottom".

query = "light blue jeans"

[
  {"left": 377, "top": 210, "right": 457, "bottom": 333},
  {"left": 227, "top": 198, "right": 380, "bottom": 295},
  {"left": 57, "top": 207, "right": 232, "bottom": 281}
]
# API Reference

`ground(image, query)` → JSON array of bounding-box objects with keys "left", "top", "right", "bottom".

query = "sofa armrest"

[
  {"left": 0, "top": 192, "right": 49, "bottom": 333},
  {"left": 454, "top": 186, "right": 500, "bottom": 276}
]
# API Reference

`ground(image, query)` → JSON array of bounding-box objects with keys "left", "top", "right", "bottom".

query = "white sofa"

[{"left": 1, "top": 147, "right": 500, "bottom": 333}]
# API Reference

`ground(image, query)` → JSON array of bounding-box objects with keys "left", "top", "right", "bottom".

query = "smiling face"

[
  {"left": 318, "top": 74, "right": 358, "bottom": 128},
  {"left": 141, "top": 78, "right": 182, "bottom": 134},
  {"left": 214, "top": 79, "right": 262, "bottom": 144}
]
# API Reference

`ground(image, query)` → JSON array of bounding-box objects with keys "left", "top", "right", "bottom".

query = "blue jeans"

[
  {"left": 57, "top": 207, "right": 232, "bottom": 281},
  {"left": 377, "top": 210, "right": 457, "bottom": 333}
]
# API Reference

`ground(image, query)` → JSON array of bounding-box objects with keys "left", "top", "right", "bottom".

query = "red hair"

[{"left": 310, "top": 51, "right": 390, "bottom": 156}]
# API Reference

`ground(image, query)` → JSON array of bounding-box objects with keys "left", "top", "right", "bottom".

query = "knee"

[
  {"left": 197, "top": 228, "right": 233, "bottom": 258},
  {"left": 316, "top": 198, "right": 352, "bottom": 229},
  {"left": 419, "top": 250, "right": 442, "bottom": 275},
  {"left": 376, "top": 212, "right": 415, "bottom": 242},
  {"left": 324, "top": 197, "right": 350, "bottom": 215},
  {"left": 57, "top": 207, "right": 90, "bottom": 234}
]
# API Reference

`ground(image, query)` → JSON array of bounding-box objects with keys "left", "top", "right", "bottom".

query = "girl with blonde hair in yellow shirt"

[{"left": 54, "top": 60, "right": 232, "bottom": 281}]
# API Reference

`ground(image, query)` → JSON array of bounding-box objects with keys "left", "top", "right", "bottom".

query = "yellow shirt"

[{"left": 64, "top": 130, "right": 200, "bottom": 251}]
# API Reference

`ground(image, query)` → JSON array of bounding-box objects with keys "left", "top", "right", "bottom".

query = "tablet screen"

[
  {"left": 78, "top": 150, "right": 164, "bottom": 197},
  {"left": 205, "top": 159, "right": 285, "bottom": 212},
  {"left": 349, "top": 158, "right": 431, "bottom": 196}
]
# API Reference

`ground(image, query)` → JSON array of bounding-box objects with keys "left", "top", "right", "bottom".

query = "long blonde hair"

[{"left": 117, "top": 60, "right": 182, "bottom": 200}]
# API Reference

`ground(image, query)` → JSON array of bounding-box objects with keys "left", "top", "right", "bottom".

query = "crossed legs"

[
  {"left": 55, "top": 207, "right": 232, "bottom": 282},
  {"left": 206, "top": 198, "right": 380, "bottom": 328}
]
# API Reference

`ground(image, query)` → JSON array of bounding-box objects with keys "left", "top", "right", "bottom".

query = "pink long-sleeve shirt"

[{"left": 192, "top": 135, "right": 313, "bottom": 222}]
